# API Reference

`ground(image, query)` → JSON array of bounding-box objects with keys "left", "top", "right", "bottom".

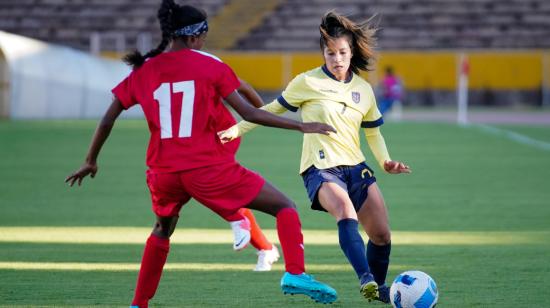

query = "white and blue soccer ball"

[{"left": 389, "top": 270, "right": 438, "bottom": 308}]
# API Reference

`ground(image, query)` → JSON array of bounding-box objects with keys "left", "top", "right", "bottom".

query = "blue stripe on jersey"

[
  {"left": 322, "top": 65, "right": 353, "bottom": 83},
  {"left": 361, "top": 117, "right": 384, "bottom": 128},
  {"left": 277, "top": 96, "right": 299, "bottom": 112}
]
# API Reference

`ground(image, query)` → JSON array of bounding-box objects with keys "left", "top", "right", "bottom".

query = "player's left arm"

[
  {"left": 362, "top": 83, "right": 410, "bottom": 174},
  {"left": 363, "top": 127, "right": 410, "bottom": 174}
]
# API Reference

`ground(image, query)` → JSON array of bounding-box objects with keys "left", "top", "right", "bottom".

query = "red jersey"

[{"left": 112, "top": 49, "right": 240, "bottom": 173}]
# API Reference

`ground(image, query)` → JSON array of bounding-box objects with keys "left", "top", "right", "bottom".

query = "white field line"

[
  {"left": 0, "top": 261, "right": 415, "bottom": 272},
  {"left": 0, "top": 227, "right": 547, "bottom": 245},
  {"left": 474, "top": 124, "right": 550, "bottom": 151}
]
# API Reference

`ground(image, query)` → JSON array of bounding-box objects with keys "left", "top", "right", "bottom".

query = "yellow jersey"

[{"left": 234, "top": 65, "right": 390, "bottom": 174}]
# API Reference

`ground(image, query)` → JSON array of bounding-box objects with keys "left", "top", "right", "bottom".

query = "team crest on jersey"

[{"left": 351, "top": 91, "right": 360, "bottom": 103}]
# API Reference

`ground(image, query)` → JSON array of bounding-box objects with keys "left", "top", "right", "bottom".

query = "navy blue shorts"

[{"left": 301, "top": 162, "right": 377, "bottom": 212}]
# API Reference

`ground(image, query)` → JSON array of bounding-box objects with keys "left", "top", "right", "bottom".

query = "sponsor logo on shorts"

[{"left": 361, "top": 168, "right": 373, "bottom": 178}]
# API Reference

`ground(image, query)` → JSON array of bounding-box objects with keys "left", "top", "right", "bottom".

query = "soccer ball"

[{"left": 389, "top": 270, "right": 438, "bottom": 308}]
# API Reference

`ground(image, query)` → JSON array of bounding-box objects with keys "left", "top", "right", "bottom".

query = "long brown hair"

[{"left": 319, "top": 10, "right": 377, "bottom": 73}]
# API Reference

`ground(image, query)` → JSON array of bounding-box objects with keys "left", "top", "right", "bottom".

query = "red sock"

[
  {"left": 240, "top": 208, "right": 273, "bottom": 251},
  {"left": 276, "top": 208, "right": 305, "bottom": 274},
  {"left": 131, "top": 234, "right": 170, "bottom": 308}
]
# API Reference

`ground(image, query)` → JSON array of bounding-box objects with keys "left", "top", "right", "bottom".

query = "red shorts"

[
  {"left": 223, "top": 137, "right": 240, "bottom": 155},
  {"left": 145, "top": 161, "right": 265, "bottom": 218}
]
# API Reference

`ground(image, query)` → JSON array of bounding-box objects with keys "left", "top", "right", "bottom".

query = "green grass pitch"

[{"left": 0, "top": 119, "right": 549, "bottom": 307}]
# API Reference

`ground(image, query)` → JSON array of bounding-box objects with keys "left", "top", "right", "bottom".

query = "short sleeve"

[
  {"left": 361, "top": 85, "right": 384, "bottom": 128},
  {"left": 278, "top": 73, "right": 309, "bottom": 112},
  {"left": 214, "top": 62, "right": 240, "bottom": 98},
  {"left": 111, "top": 72, "right": 138, "bottom": 110}
]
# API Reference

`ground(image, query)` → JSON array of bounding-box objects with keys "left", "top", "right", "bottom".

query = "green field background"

[{"left": 1, "top": 120, "right": 549, "bottom": 307}]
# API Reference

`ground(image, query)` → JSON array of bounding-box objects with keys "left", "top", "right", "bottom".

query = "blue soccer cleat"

[
  {"left": 281, "top": 272, "right": 338, "bottom": 304},
  {"left": 359, "top": 273, "right": 379, "bottom": 301}
]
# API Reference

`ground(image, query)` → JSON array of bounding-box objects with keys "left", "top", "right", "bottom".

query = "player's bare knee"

[
  {"left": 272, "top": 200, "right": 297, "bottom": 216},
  {"left": 152, "top": 217, "right": 177, "bottom": 238},
  {"left": 152, "top": 230, "right": 169, "bottom": 238},
  {"left": 337, "top": 203, "right": 357, "bottom": 220},
  {"left": 371, "top": 231, "right": 391, "bottom": 245},
  {"left": 274, "top": 195, "right": 296, "bottom": 211},
  {"left": 152, "top": 223, "right": 170, "bottom": 238}
]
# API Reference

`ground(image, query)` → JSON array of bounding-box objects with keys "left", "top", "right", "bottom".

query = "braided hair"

[
  {"left": 123, "top": 0, "right": 207, "bottom": 69},
  {"left": 319, "top": 11, "right": 377, "bottom": 73}
]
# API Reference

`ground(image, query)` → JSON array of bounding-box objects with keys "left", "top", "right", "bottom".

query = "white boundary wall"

[{"left": 0, "top": 31, "right": 143, "bottom": 119}]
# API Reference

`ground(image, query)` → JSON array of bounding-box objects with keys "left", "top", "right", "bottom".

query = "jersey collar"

[{"left": 322, "top": 65, "right": 353, "bottom": 83}]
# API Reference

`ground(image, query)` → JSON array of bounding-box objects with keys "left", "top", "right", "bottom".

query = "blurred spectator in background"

[{"left": 379, "top": 66, "right": 403, "bottom": 115}]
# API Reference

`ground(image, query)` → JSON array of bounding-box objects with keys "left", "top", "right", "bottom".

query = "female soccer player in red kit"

[
  {"left": 174, "top": 32, "right": 280, "bottom": 269},
  {"left": 65, "top": 0, "right": 338, "bottom": 306}
]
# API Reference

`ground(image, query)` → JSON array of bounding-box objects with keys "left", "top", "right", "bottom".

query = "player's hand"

[
  {"left": 65, "top": 162, "right": 98, "bottom": 186},
  {"left": 217, "top": 126, "right": 239, "bottom": 144},
  {"left": 384, "top": 160, "right": 411, "bottom": 174},
  {"left": 300, "top": 122, "right": 336, "bottom": 135}
]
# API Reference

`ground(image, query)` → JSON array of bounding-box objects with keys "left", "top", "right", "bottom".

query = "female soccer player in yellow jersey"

[{"left": 219, "top": 11, "right": 410, "bottom": 303}]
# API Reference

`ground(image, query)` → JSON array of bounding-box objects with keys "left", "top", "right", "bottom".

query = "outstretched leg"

[
  {"left": 246, "top": 182, "right": 337, "bottom": 304},
  {"left": 185, "top": 163, "right": 336, "bottom": 303}
]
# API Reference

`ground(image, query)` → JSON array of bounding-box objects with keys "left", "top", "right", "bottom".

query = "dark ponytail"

[
  {"left": 123, "top": 0, "right": 176, "bottom": 69},
  {"left": 320, "top": 11, "right": 378, "bottom": 73}
]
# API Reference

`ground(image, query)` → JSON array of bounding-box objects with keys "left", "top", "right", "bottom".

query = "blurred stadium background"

[
  {"left": 1, "top": 0, "right": 550, "bottom": 120},
  {"left": 1, "top": 1, "right": 550, "bottom": 307}
]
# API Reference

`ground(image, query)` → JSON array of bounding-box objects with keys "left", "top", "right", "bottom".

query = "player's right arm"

[
  {"left": 219, "top": 73, "right": 316, "bottom": 142},
  {"left": 65, "top": 98, "right": 124, "bottom": 186},
  {"left": 224, "top": 91, "right": 335, "bottom": 136},
  {"left": 218, "top": 99, "right": 288, "bottom": 142}
]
